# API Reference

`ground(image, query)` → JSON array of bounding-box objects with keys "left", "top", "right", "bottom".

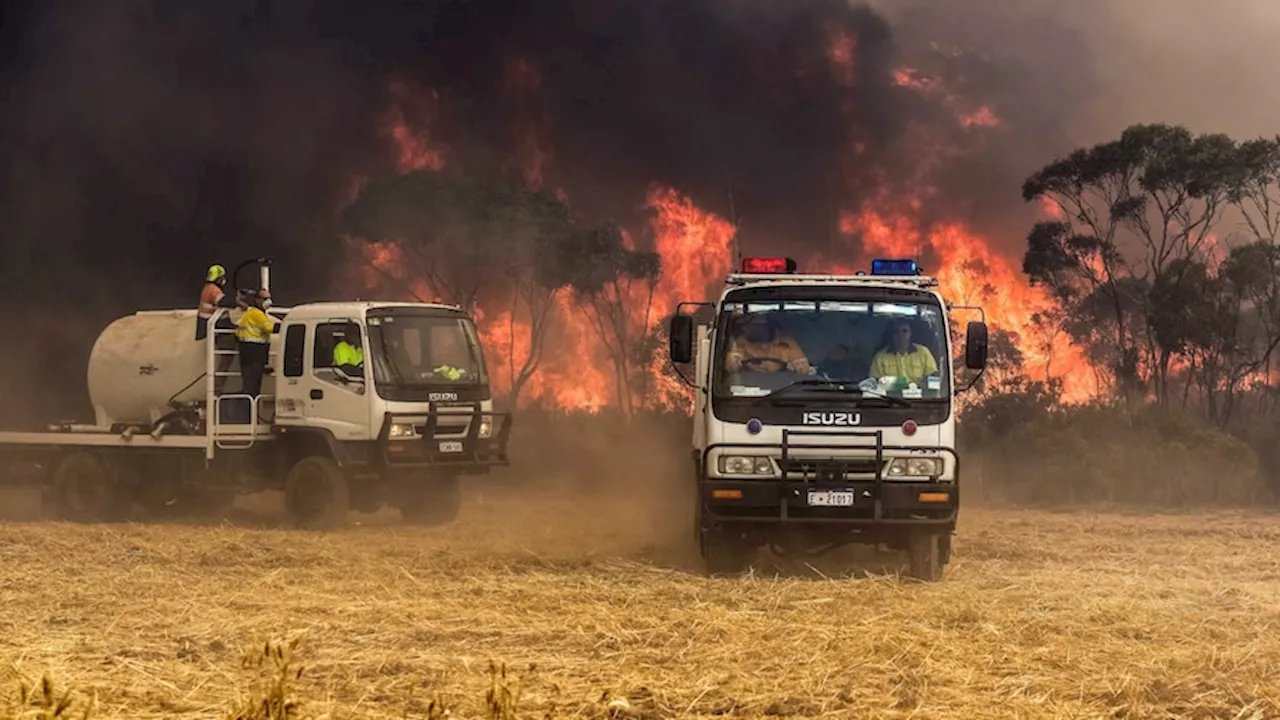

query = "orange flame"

[
  {"left": 840, "top": 208, "right": 1093, "bottom": 402},
  {"left": 351, "top": 68, "right": 1103, "bottom": 413},
  {"left": 383, "top": 79, "right": 447, "bottom": 172}
]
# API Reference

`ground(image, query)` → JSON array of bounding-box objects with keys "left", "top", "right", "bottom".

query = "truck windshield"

[
  {"left": 366, "top": 312, "right": 489, "bottom": 388},
  {"left": 712, "top": 298, "right": 950, "bottom": 401}
]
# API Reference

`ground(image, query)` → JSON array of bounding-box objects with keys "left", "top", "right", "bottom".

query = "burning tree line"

[
  {"left": 341, "top": 120, "right": 1280, "bottom": 434},
  {"left": 1005, "top": 123, "right": 1280, "bottom": 431},
  {"left": 946, "top": 122, "right": 1280, "bottom": 504},
  {"left": 340, "top": 169, "right": 674, "bottom": 416}
]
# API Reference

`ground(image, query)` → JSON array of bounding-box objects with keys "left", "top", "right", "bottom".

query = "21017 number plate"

[
  {"left": 438, "top": 441, "right": 464, "bottom": 453},
  {"left": 807, "top": 490, "right": 855, "bottom": 507}
]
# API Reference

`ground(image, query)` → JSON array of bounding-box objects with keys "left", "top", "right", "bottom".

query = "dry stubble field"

[{"left": 1, "top": 479, "right": 1280, "bottom": 719}]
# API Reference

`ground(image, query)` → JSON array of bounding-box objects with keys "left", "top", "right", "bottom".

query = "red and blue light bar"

[{"left": 741, "top": 257, "right": 797, "bottom": 274}]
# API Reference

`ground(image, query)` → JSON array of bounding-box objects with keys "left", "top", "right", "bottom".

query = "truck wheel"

[
  {"left": 701, "top": 531, "right": 754, "bottom": 577},
  {"left": 50, "top": 452, "right": 129, "bottom": 523},
  {"left": 397, "top": 475, "right": 461, "bottom": 527},
  {"left": 906, "top": 532, "right": 944, "bottom": 582},
  {"left": 696, "top": 502, "right": 753, "bottom": 576},
  {"left": 284, "top": 457, "right": 350, "bottom": 531}
]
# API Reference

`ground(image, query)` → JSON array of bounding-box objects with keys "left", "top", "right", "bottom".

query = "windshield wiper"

[
  {"left": 848, "top": 388, "right": 912, "bottom": 408},
  {"left": 766, "top": 377, "right": 853, "bottom": 399},
  {"left": 763, "top": 378, "right": 913, "bottom": 408}
]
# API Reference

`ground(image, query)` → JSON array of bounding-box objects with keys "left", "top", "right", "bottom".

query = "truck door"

[
  {"left": 293, "top": 319, "right": 373, "bottom": 440},
  {"left": 274, "top": 322, "right": 310, "bottom": 424}
]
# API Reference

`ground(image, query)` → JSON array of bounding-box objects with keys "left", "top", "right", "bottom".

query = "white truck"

[
  {"left": 0, "top": 259, "right": 511, "bottom": 529},
  {"left": 667, "top": 256, "right": 988, "bottom": 581}
]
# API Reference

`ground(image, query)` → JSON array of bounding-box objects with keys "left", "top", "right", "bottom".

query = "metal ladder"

[{"left": 205, "top": 310, "right": 275, "bottom": 453}]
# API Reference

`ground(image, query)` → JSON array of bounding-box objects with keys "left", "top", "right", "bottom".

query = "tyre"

[
  {"left": 50, "top": 451, "right": 130, "bottom": 523},
  {"left": 396, "top": 474, "right": 461, "bottom": 527},
  {"left": 283, "top": 456, "right": 350, "bottom": 530},
  {"left": 906, "top": 531, "right": 944, "bottom": 582},
  {"left": 696, "top": 501, "right": 753, "bottom": 576}
]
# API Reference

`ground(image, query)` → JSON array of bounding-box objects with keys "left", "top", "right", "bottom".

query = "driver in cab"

[
  {"left": 333, "top": 324, "right": 364, "bottom": 378},
  {"left": 869, "top": 318, "right": 937, "bottom": 385},
  {"left": 724, "top": 313, "right": 812, "bottom": 374}
]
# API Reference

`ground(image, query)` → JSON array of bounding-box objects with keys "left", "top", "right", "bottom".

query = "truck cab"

[
  {"left": 214, "top": 300, "right": 511, "bottom": 528},
  {"left": 668, "top": 257, "right": 988, "bottom": 580},
  {"left": 270, "top": 301, "right": 497, "bottom": 445}
]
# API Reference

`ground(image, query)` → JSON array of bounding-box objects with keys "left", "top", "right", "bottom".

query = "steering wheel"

[{"left": 740, "top": 356, "right": 792, "bottom": 372}]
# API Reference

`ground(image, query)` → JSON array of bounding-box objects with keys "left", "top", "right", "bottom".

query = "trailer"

[{"left": 0, "top": 259, "right": 511, "bottom": 529}]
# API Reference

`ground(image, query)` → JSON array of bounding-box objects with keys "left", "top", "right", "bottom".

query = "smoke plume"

[{"left": 0, "top": 0, "right": 1270, "bottom": 420}]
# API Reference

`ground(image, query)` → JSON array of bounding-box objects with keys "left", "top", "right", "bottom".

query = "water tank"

[{"left": 87, "top": 310, "right": 224, "bottom": 427}]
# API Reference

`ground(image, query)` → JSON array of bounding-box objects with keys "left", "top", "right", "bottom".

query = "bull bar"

[
  {"left": 376, "top": 405, "right": 512, "bottom": 468},
  {"left": 700, "top": 429, "right": 959, "bottom": 526}
]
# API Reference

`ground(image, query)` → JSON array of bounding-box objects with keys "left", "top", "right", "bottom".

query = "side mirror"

[
  {"left": 669, "top": 314, "right": 694, "bottom": 364},
  {"left": 964, "top": 320, "right": 988, "bottom": 370}
]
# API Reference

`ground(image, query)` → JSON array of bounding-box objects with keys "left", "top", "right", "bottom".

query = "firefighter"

[
  {"left": 195, "top": 264, "right": 233, "bottom": 339},
  {"left": 196, "top": 264, "right": 238, "bottom": 394},
  {"left": 724, "top": 312, "right": 812, "bottom": 374},
  {"left": 868, "top": 318, "right": 938, "bottom": 386},
  {"left": 235, "top": 288, "right": 275, "bottom": 404},
  {"left": 332, "top": 323, "right": 364, "bottom": 378}
]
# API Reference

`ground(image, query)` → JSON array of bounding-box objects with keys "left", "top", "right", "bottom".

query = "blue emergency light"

[{"left": 870, "top": 258, "right": 919, "bottom": 276}]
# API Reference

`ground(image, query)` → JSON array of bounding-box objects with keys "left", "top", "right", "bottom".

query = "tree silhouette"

[
  {"left": 1022, "top": 124, "right": 1264, "bottom": 407},
  {"left": 341, "top": 169, "right": 579, "bottom": 409},
  {"left": 556, "top": 222, "right": 661, "bottom": 418}
]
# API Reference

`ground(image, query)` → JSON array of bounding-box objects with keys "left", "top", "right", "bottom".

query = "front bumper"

[
  {"left": 700, "top": 429, "right": 958, "bottom": 526},
  {"left": 376, "top": 407, "right": 512, "bottom": 468}
]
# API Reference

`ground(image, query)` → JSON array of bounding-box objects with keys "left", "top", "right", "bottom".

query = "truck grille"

[
  {"left": 777, "top": 457, "right": 882, "bottom": 480},
  {"left": 416, "top": 419, "right": 470, "bottom": 437}
]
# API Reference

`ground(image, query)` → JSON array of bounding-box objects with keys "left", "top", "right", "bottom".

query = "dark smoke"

[{"left": 0, "top": 0, "right": 1098, "bottom": 422}]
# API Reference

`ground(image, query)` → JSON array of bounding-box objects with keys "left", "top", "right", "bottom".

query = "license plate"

[
  {"left": 438, "top": 441, "right": 464, "bottom": 453},
  {"left": 807, "top": 490, "right": 855, "bottom": 507}
]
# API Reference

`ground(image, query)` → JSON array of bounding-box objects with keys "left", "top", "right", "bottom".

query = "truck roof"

[
  {"left": 134, "top": 300, "right": 469, "bottom": 320},
  {"left": 289, "top": 300, "right": 468, "bottom": 316},
  {"left": 722, "top": 272, "right": 941, "bottom": 293}
]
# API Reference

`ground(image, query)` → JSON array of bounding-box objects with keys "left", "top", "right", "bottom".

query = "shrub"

[{"left": 961, "top": 394, "right": 1267, "bottom": 507}]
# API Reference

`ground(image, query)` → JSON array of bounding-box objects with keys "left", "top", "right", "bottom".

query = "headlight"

[
  {"left": 478, "top": 418, "right": 493, "bottom": 439},
  {"left": 717, "top": 455, "right": 774, "bottom": 476},
  {"left": 388, "top": 422, "right": 418, "bottom": 439},
  {"left": 887, "top": 457, "right": 942, "bottom": 477}
]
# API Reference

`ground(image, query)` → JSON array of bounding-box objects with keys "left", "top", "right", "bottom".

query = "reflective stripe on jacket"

[
  {"left": 236, "top": 307, "right": 274, "bottom": 343},
  {"left": 198, "top": 282, "right": 224, "bottom": 319}
]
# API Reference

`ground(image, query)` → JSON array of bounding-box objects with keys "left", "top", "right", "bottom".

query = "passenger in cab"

[
  {"left": 428, "top": 326, "right": 472, "bottom": 381},
  {"left": 869, "top": 318, "right": 938, "bottom": 386},
  {"left": 332, "top": 324, "right": 365, "bottom": 378},
  {"left": 724, "top": 313, "right": 812, "bottom": 374}
]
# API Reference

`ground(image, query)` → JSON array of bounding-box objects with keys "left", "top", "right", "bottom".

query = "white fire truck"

[
  {"left": 668, "top": 256, "right": 988, "bottom": 580},
  {"left": 0, "top": 259, "right": 511, "bottom": 529}
]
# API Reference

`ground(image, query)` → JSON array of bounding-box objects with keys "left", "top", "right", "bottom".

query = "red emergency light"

[{"left": 741, "top": 257, "right": 797, "bottom": 274}]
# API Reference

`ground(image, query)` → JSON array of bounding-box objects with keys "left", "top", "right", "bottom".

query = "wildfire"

[
  {"left": 354, "top": 63, "right": 1099, "bottom": 413},
  {"left": 841, "top": 209, "right": 1094, "bottom": 402},
  {"left": 503, "top": 57, "right": 549, "bottom": 188},
  {"left": 383, "top": 79, "right": 447, "bottom": 172},
  {"left": 893, "top": 66, "right": 1002, "bottom": 132}
]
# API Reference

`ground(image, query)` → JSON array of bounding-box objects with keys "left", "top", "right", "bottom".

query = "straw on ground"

[{"left": 0, "top": 492, "right": 1278, "bottom": 719}]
